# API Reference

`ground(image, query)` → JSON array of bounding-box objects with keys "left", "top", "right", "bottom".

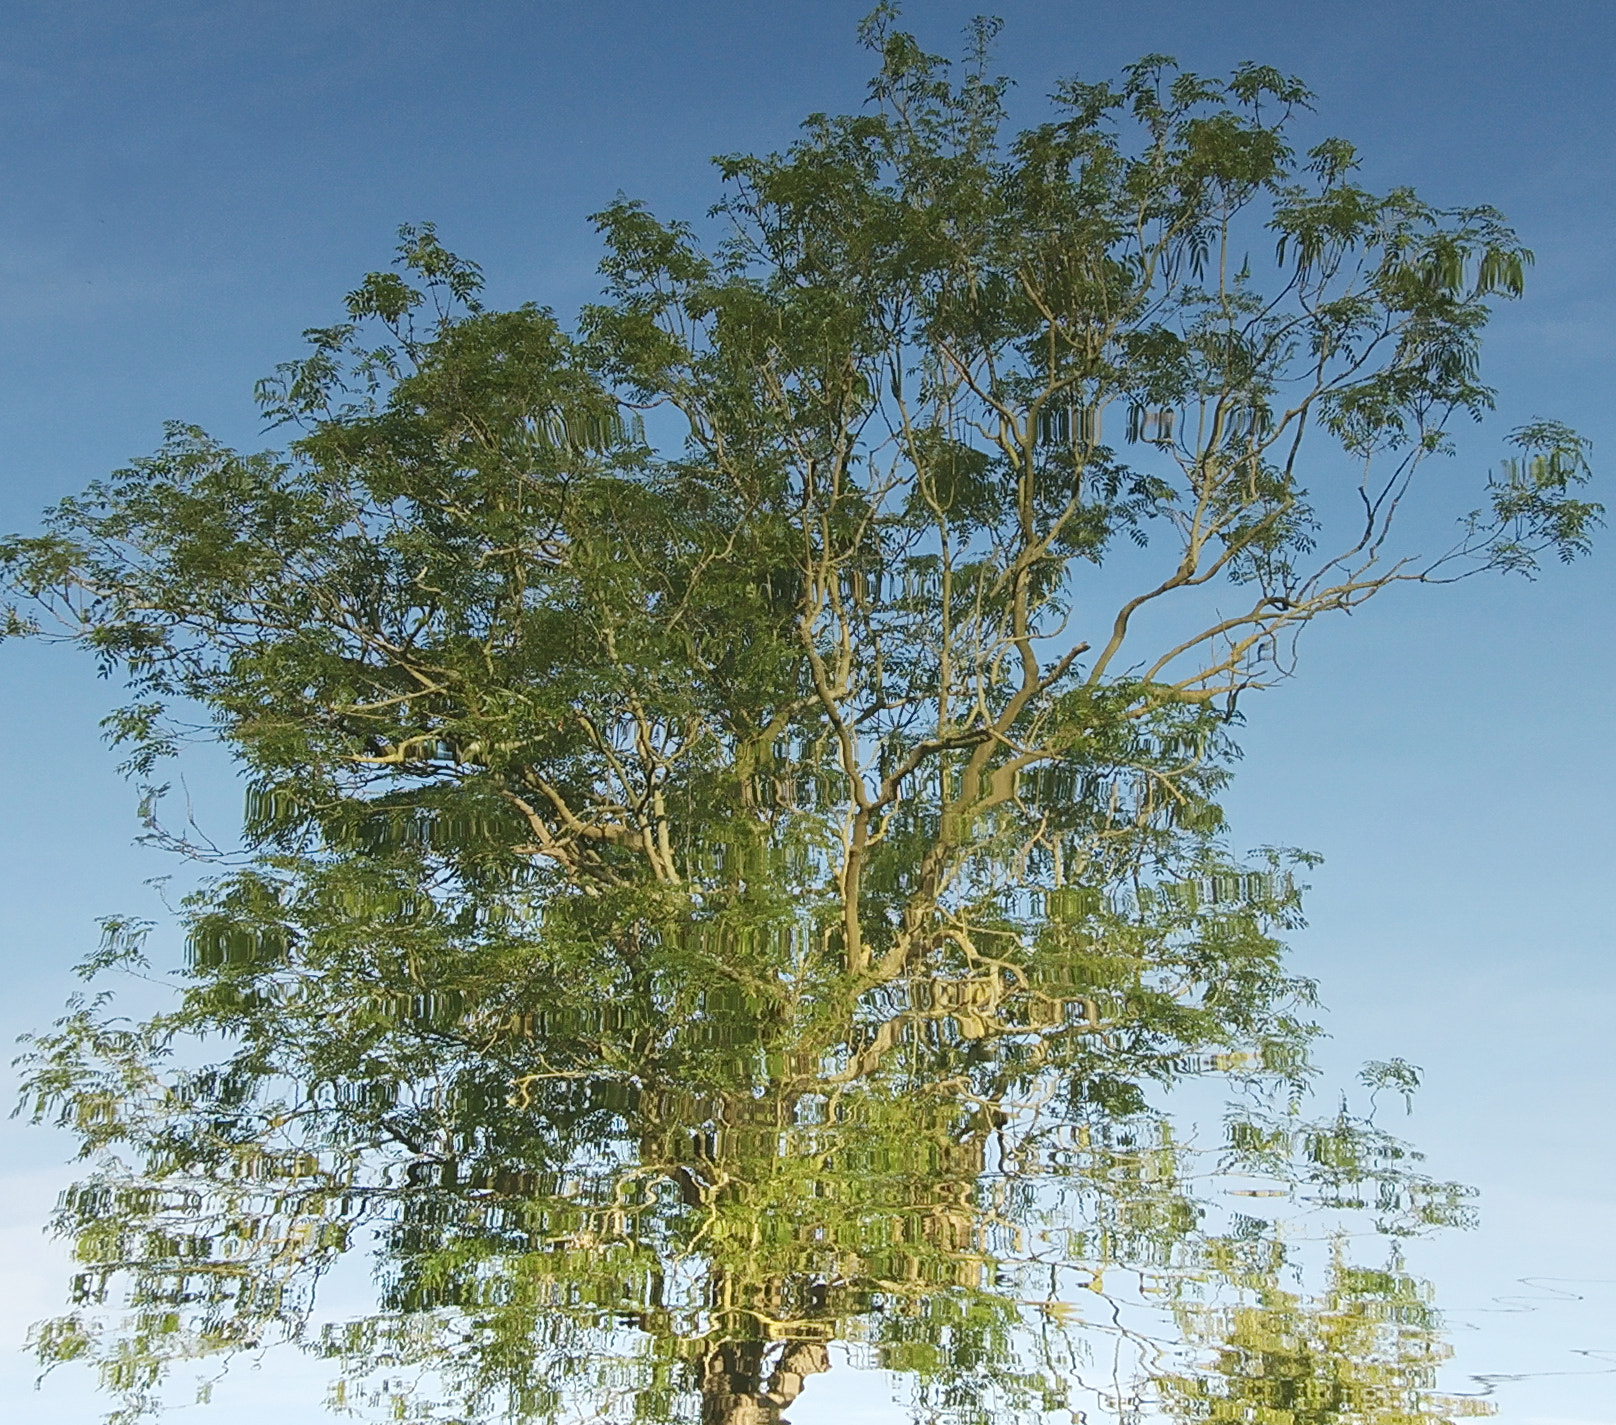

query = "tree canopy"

[{"left": 1, "top": 8, "right": 1591, "bottom": 1423}]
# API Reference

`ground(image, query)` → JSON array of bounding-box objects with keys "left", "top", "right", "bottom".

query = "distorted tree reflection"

[
  {"left": 7, "top": 8, "right": 1590, "bottom": 1422},
  {"left": 22, "top": 823, "right": 1477, "bottom": 1423}
]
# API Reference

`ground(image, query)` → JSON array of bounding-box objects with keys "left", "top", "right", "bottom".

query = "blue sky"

[{"left": 1, "top": 3, "right": 1613, "bottom": 1420}]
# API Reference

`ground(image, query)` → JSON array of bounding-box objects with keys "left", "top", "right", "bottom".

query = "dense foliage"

[{"left": 2, "top": 9, "right": 1591, "bottom": 1423}]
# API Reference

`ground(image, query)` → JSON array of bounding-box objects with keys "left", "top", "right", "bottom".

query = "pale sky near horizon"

[{"left": 1, "top": 2, "right": 1613, "bottom": 1421}]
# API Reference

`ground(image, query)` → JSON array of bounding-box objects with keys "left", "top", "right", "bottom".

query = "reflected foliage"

[
  {"left": 6, "top": 7, "right": 1583, "bottom": 1423},
  {"left": 19, "top": 849, "right": 1478, "bottom": 1423}
]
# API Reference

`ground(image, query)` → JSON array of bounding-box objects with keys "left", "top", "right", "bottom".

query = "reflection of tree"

[
  {"left": 6, "top": 12, "right": 1577, "bottom": 1423},
  {"left": 21, "top": 841, "right": 1476, "bottom": 1424},
  {"left": 1162, "top": 1249, "right": 1496, "bottom": 1424}
]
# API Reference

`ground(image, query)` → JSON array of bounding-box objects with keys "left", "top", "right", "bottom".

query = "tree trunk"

[{"left": 700, "top": 1340, "right": 830, "bottom": 1425}]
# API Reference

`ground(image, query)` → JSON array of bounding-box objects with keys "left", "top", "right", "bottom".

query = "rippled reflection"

[
  {"left": 4, "top": 11, "right": 1598, "bottom": 1415},
  {"left": 24, "top": 847, "right": 1484, "bottom": 1424}
]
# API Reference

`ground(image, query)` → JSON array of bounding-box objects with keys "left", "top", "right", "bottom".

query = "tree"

[
  {"left": 20, "top": 849, "right": 1471, "bottom": 1424},
  {"left": 2, "top": 7, "right": 1591, "bottom": 1422}
]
